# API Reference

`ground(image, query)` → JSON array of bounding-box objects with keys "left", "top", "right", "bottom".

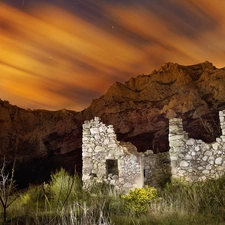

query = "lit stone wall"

[
  {"left": 82, "top": 111, "right": 225, "bottom": 191},
  {"left": 82, "top": 117, "right": 144, "bottom": 192},
  {"left": 169, "top": 110, "right": 225, "bottom": 181}
]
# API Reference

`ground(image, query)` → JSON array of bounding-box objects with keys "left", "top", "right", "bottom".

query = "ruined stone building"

[
  {"left": 169, "top": 110, "right": 225, "bottom": 181},
  {"left": 82, "top": 110, "right": 225, "bottom": 191},
  {"left": 82, "top": 117, "right": 144, "bottom": 192},
  {"left": 82, "top": 117, "right": 170, "bottom": 191}
]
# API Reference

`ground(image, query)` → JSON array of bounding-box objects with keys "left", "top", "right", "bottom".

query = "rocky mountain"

[{"left": 1, "top": 61, "right": 225, "bottom": 187}]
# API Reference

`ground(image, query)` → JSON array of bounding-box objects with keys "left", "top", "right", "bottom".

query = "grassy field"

[{"left": 1, "top": 168, "right": 225, "bottom": 225}]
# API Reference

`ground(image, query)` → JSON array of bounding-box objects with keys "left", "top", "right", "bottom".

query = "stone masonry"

[
  {"left": 82, "top": 110, "right": 225, "bottom": 192},
  {"left": 82, "top": 117, "right": 144, "bottom": 192},
  {"left": 169, "top": 110, "right": 225, "bottom": 181}
]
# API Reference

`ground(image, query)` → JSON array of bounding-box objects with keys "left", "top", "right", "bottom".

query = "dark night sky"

[{"left": 1, "top": 0, "right": 225, "bottom": 111}]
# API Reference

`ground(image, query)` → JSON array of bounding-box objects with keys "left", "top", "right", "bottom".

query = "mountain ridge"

[{"left": 1, "top": 61, "right": 225, "bottom": 186}]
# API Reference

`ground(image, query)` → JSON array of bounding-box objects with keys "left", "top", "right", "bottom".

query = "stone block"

[
  {"left": 212, "top": 142, "right": 221, "bottom": 151},
  {"left": 205, "top": 150, "right": 212, "bottom": 156},
  {"left": 186, "top": 138, "right": 195, "bottom": 146},
  {"left": 87, "top": 148, "right": 94, "bottom": 152},
  {"left": 180, "top": 160, "right": 189, "bottom": 167},
  {"left": 90, "top": 138, "right": 95, "bottom": 142},
  {"left": 206, "top": 164, "right": 212, "bottom": 170},
  {"left": 107, "top": 127, "right": 114, "bottom": 133},
  {"left": 90, "top": 127, "right": 99, "bottom": 134},
  {"left": 208, "top": 159, "right": 215, "bottom": 165},
  {"left": 176, "top": 147, "right": 187, "bottom": 153},
  {"left": 82, "top": 152, "right": 92, "bottom": 157},
  {"left": 108, "top": 143, "right": 118, "bottom": 148},
  {"left": 200, "top": 161, "right": 207, "bottom": 166},
  {"left": 95, "top": 145, "right": 105, "bottom": 152},
  {"left": 185, "top": 154, "right": 192, "bottom": 160},
  {"left": 144, "top": 150, "right": 154, "bottom": 156},
  {"left": 110, "top": 180, "right": 116, "bottom": 185},
  {"left": 83, "top": 129, "right": 91, "bottom": 135},
  {"left": 83, "top": 122, "right": 91, "bottom": 129},
  {"left": 169, "top": 134, "right": 184, "bottom": 141},
  {"left": 219, "top": 111, "right": 224, "bottom": 117},
  {"left": 170, "top": 155, "right": 178, "bottom": 160},
  {"left": 82, "top": 135, "right": 90, "bottom": 140},
  {"left": 220, "top": 136, "right": 225, "bottom": 142},
  {"left": 99, "top": 125, "right": 107, "bottom": 133},
  {"left": 215, "top": 157, "right": 223, "bottom": 165},
  {"left": 108, "top": 133, "right": 116, "bottom": 137},
  {"left": 170, "top": 140, "right": 185, "bottom": 147},
  {"left": 195, "top": 146, "right": 201, "bottom": 151},
  {"left": 94, "top": 134, "right": 101, "bottom": 140},
  {"left": 109, "top": 138, "right": 116, "bottom": 144},
  {"left": 202, "top": 143, "right": 211, "bottom": 151},
  {"left": 103, "top": 138, "right": 110, "bottom": 145},
  {"left": 196, "top": 140, "right": 203, "bottom": 144}
]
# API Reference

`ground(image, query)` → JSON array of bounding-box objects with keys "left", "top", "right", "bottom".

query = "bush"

[
  {"left": 122, "top": 185, "right": 157, "bottom": 215},
  {"left": 48, "top": 168, "right": 78, "bottom": 209}
]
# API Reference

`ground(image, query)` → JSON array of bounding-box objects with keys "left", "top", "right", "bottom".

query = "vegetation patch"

[{"left": 1, "top": 168, "right": 225, "bottom": 224}]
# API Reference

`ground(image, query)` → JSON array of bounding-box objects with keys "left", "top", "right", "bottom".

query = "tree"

[{"left": 0, "top": 157, "right": 18, "bottom": 223}]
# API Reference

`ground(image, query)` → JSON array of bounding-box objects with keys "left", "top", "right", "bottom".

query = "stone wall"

[
  {"left": 169, "top": 110, "right": 225, "bottom": 181},
  {"left": 82, "top": 117, "right": 144, "bottom": 192},
  {"left": 82, "top": 110, "right": 225, "bottom": 191}
]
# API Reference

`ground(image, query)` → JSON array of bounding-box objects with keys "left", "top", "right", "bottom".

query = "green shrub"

[
  {"left": 48, "top": 168, "right": 75, "bottom": 208},
  {"left": 122, "top": 185, "right": 157, "bottom": 215}
]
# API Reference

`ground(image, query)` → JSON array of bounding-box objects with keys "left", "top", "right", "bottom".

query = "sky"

[{"left": 1, "top": 0, "right": 225, "bottom": 111}]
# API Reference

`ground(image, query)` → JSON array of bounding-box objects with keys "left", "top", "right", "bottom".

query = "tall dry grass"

[{"left": 2, "top": 169, "right": 225, "bottom": 225}]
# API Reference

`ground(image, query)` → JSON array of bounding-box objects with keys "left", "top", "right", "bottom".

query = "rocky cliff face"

[
  {"left": 83, "top": 61, "right": 225, "bottom": 151},
  {"left": 1, "top": 61, "right": 225, "bottom": 186},
  {"left": 0, "top": 101, "right": 82, "bottom": 186}
]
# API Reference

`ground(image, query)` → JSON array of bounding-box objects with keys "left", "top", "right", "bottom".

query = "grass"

[{"left": 2, "top": 169, "right": 225, "bottom": 225}]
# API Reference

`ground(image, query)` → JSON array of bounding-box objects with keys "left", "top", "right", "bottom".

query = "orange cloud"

[
  {"left": 104, "top": 1, "right": 225, "bottom": 67},
  {"left": 0, "top": 1, "right": 225, "bottom": 110}
]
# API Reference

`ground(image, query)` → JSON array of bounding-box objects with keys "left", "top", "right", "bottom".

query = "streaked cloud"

[{"left": 0, "top": 1, "right": 225, "bottom": 110}]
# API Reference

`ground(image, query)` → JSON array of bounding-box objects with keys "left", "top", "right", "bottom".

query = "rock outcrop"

[
  {"left": 0, "top": 100, "right": 82, "bottom": 186},
  {"left": 1, "top": 61, "right": 225, "bottom": 186},
  {"left": 83, "top": 61, "right": 225, "bottom": 151}
]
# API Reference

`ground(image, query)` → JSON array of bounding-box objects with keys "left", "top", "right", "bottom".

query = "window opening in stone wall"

[
  {"left": 106, "top": 159, "right": 119, "bottom": 176},
  {"left": 143, "top": 169, "right": 146, "bottom": 178}
]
